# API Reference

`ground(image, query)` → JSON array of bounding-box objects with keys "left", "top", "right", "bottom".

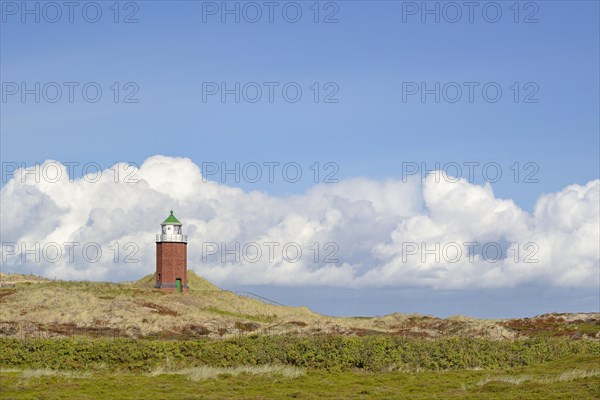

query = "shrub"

[{"left": 0, "top": 336, "right": 597, "bottom": 372}]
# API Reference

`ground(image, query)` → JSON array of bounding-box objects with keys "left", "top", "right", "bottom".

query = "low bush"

[{"left": 0, "top": 335, "right": 597, "bottom": 372}]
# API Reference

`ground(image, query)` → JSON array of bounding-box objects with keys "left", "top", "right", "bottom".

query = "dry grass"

[
  {"left": 21, "top": 368, "right": 92, "bottom": 379},
  {"left": 0, "top": 273, "right": 49, "bottom": 283},
  {"left": 0, "top": 272, "right": 338, "bottom": 338},
  {"left": 1, "top": 272, "right": 598, "bottom": 340},
  {"left": 476, "top": 369, "right": 600, "bottom": 386},
  {"left": 0, "top": 368, "right": 21, "bottom": 373},
  {"left": 146, "top": 365, "right": 305, "bottom": 381}
]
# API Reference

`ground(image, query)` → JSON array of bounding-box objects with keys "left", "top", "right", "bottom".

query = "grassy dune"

[
  {"left": 0, "top": 273, "right": 598, "bottom": 398},
  {"left": 1, "top": 272, "right": 598, "bottom": 340}
]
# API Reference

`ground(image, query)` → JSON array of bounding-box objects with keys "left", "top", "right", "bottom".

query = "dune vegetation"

[{"left": 0, "top": 273, "right": 598, "bottom": 399}]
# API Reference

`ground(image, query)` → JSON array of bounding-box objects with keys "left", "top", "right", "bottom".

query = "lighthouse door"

[{"left": 176, "top": 279, "right": 182, "bottom": 293}]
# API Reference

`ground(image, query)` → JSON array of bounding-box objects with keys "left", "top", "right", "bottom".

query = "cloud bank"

[{"left": 1, "top": 155, "right": 598, "bottom": 290}]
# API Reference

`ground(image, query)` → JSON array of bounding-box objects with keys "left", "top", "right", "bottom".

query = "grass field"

[
  {"left": 1, "top": 274, "right": 598, "bottom": 399},
  {"left": 1, "top": 355, "right": 598, "bottom": 399},
  {"left": 0, "top": 336, "right": 598, "bottom": 399}
]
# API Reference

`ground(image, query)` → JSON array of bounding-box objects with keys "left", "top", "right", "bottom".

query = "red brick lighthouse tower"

[{"left": 155, "top": 210, "right": 189, "bottom": 292}]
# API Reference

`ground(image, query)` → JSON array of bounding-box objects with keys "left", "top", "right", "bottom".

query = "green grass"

[
  {"left": 0, "top": 355, "right": 597, "bottom": 399},
  {"left": 1, "top": 335, "right": 597, "bottom": 398},
  {"left": 573, "top": 323, "right": 600, "bottom": 336}
]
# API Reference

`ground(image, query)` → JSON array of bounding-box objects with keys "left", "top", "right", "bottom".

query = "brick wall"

[{"left": 155, "top": 242, "right": 188, "bottom": 291}]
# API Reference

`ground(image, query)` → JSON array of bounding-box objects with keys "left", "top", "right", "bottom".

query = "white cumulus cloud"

[{"left": 1, "top": 155, "right": 598, "bottom": 290}]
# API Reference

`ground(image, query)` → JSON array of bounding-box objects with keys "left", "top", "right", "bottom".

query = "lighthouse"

[{"left": 155, "top": 210, "right": 189, "bottom": 292}]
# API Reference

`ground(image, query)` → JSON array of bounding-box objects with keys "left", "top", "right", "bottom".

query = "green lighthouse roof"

[{"left": 162, "top": 210, "right": 182, "bottom": 225}]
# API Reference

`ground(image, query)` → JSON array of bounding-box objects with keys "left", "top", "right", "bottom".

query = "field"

[
  {"left": 1, "top": 353, "right": 598, "bottom": 399},
  {"left": 0, "top": 273, "right": 598, "bottom": 399},
  {"left": 0, "top": 335, "right": 598, "bottom": 399}
]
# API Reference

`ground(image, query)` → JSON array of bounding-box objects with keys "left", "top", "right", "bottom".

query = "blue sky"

[{"left": 1, "top": 1, "right": 599, "bottom": 317}]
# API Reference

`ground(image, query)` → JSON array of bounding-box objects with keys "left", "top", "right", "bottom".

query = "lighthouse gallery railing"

[{"left": 156, "top": 234, "right": 187, "bottom": 243}]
